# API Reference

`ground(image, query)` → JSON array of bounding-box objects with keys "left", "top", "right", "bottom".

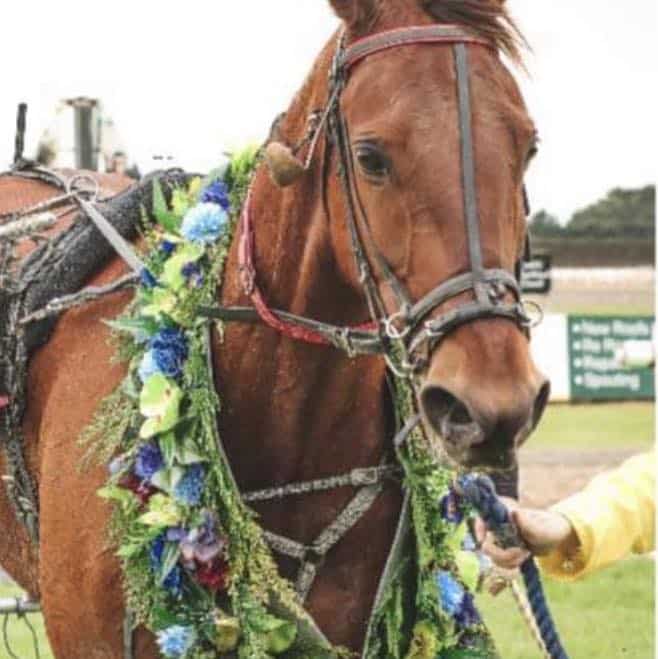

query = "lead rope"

[{"left": 457, "top": 474, "right": 570, "bottom": 659}]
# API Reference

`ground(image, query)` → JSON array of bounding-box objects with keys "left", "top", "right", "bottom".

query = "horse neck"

[{"left": 214, "top": 47, "right": 390, "bottom": 491}]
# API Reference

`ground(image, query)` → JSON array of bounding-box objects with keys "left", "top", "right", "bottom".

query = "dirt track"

[{"left": 518, "top": 447, "right": 644, "bottom": 508}]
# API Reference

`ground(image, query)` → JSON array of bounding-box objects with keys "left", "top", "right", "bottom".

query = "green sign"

[{"left": 568, "top": 315, "right": 655, "bottom": 400}]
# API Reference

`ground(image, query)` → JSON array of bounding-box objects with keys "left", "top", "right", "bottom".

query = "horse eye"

[{"left": 354, "top": 144, "right": 390, "bottom": 178}]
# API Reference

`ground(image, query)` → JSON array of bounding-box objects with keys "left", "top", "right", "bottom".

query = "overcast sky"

[{"left": 1, "top": 1, "right": 655, "bottom": 222}]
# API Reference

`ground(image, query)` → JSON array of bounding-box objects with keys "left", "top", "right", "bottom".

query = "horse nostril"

[{"left": 420, "top": 385, "right": 474, "bottom": 440}]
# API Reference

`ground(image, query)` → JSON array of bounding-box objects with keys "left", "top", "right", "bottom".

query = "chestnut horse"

[{"left": 0, "top": 1, "right": 549, "bottom": 656}]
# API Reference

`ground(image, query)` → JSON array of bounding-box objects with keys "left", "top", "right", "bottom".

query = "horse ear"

[{"left": 328, "top": 0, "right": 375, "bottom": 28}]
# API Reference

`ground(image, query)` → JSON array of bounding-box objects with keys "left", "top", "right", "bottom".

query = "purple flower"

[
  {"left": 173, "top": 464, "right": 205, "bottom": 506},
  {"left": 455, "top": 592, "right": 481, "bottom": 628},
  {"left": 134, "top": 442, "right": 164, "bottom": 481},
  {"left": 180, "top": 511, "right": 226, "bottom": 565},
  {"left": 437, "top": 570, "right": 465, "bottom": 616},
  {"left": 149, "top": 328, "right": 188, "bottom": 380},
  {"left": 160, "top": 240, "right": 177, "bottom": 255},
  {"left": 181, "top": 262, "right": 204, "bottom": 288},
  {"left": 140, "top": 268, "right": 158, "bottom": 289},
  {"left": 166, "top": 526, "right": 188, "bottom": 543},
  {"left": 439, "top": 489, "right": 464, "bottom": 525},
  {"left": 200, "top": 180, "right": 230, "bottom": 211}
]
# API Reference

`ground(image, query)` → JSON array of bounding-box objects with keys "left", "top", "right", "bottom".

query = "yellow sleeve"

[{"left": 537, "top": 449, "right": 655, "bottom": 582}]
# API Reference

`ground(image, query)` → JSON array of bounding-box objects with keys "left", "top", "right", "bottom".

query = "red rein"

[{"left": 237, "top": 191, "right": 376, "bottom": 346}]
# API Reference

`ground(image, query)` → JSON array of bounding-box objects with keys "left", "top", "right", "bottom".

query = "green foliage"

[
  {"left": 530, "top": 185, "right": 655, "bottom": 240},
  {"left": 567, "top": 185, "right": 655, "bottom": 239},
  {"left": 528, "top": 209, "right": 563, "bottom": 237}
]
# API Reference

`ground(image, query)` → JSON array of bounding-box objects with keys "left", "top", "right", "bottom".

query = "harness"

[
  {"left": 209, "top": 26, "right": 537, "bottom": 378},
  {"left": 0, "top": 24, "right": 566, "bottom": 659}
]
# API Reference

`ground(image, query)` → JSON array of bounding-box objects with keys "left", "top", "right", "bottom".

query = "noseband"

[{"left": 212, "top": 25, "right": 539, "bottom": 374}]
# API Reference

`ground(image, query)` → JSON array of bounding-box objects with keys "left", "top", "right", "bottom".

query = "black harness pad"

[{"left": 16, "top": 169, "right": 190, "bottom": 355}]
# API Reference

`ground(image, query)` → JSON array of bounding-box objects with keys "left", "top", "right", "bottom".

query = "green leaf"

[
  {"left": 139, "top": 375, "right": 182, "bottom": 438},
  {"left": 151, "top": 605, "right": 184, "bottom": 631},
  {"left": 159, "top": 431, "right": 177, "bottom": 468},
  {"left": 139, "top": 493, "right": 183, "bottom": 527},
  {"left": 161, "top": 243, "right": 205, "bottom": 291},
  {"left": 150, "top": 465, "right": 184, "bottom": 494},
  {"left": 159, "top": 542, "right": 182, "bottom": 586},
  {"left": 171, "top": 188, "right": 192, "bottom": 218},
  {"left": 455, "top": 551, "right": 481, "bottom": 593},
  {"left": 141, "top": 288, "right": 179, "bottom": 319},
  {"left": 214, "top": 615, "right": 241, "bottom": 653},
  {"left": 153, "top": 179, "right": 180, "bottom": 232},
  {"left": 105, "top": 316, "right": 160, "bottom": 338},
  {"left": 445, "top": 521, "right": 469, "bottom": 555},
  {"left": 98, "top": 485, "right": 135, "bottom": 506}
]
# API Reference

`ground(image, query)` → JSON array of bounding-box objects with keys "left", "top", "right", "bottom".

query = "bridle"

[{"left": 230, "top": 24, "right": 540, "bottom": 376}]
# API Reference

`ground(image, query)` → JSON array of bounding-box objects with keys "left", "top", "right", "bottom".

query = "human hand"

[{"left": 474, "top": 497, "right": 578, "bottom": 570}]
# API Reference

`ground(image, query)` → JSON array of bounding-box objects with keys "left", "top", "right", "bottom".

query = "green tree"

[
  {"left": 528, "top": 209, "right": 563, "bottom": 237},
  {"left": 566, "top": 185, "right": 655, "bottom": 238}
]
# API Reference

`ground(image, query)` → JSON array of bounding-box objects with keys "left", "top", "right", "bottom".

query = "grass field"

[
  {"left": 0, "top": 401, "right": 654, "bottom": 658},
  {"left": 478, "top": 557, "right": 655, "bottom": 659},
  {"left": 530, "top": 401, "right": 654, "bottom": 450}
]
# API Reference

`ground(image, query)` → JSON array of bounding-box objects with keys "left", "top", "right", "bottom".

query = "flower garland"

[{"left": 87, "top": 147, "right": 499, "bottom": 658}]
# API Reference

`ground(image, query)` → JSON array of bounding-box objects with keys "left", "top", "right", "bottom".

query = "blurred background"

[{"left": 1, "top": 2, "right": 655, "bottom": 657}]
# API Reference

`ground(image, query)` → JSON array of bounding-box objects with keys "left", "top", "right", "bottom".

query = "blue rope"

[{"left": 457, "top": 474, "right": 569, "bottom": 659}]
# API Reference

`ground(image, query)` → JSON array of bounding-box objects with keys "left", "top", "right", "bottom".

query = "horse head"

[{"left": 321, "top": 0, "right": 550, "bottom": 470}]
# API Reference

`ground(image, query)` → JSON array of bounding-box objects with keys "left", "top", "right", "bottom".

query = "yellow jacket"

[{"left": 537, "top": 449, "right": 655, "bottom": 581}]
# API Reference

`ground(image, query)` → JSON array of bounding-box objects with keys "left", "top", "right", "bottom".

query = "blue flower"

[
  {"left": 455, "top": 592, "right": 481, "bottom": 628},
  {"left": 200, "top": 180, "right": 230, "bottom": 211},
  {"left": 439, "top": 489, "right": 463, "bottom": 525},
  {"left": 173, "top": 464, "right": 205, "bottom": 506},
  {"left": 149, "top": 533, "right": 166, "bottom": 571},
  {"left": 140, "top": 268, "right": 158, "bottom": 289},
  {"left": 134, "top": 442, "right": 164, "bottom": 481},
  {"left": 163, "top": 564, "right": 183, "bottom": 597},
  {"left": 149, "top": 328, "right": 188, "bottom": 380},
  {"left": 437, "top": 570, "right": 465, "bottom": 616},
  {"left": 180, "top": 202, "right": 227, "bottom": 244},
  {"left": 160, "top": 240, "right": 177, "bottom": 255},
  {"left": 149, "top": 533, "right": 183, "bottom": 597},
  {"left": 138, "top": 350, "right": 160, "bottom": 382},
  {"left": 181, "top": 261, "right": 204, "bottom": 288},
  {"left": 156, "top": 625, "right": 196, "bottom": 658}
]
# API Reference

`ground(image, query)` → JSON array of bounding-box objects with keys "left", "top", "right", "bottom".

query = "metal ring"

[
  {"left": 383, "top": 308, "right": 411, "bottom": 340},
  {"left": 519, "top": 299, "right": 545, "bottom": 329},
  {"left": 384, "top": 353, "right": 413, "bottom": 379},
  {"left": 66, "top": 173, "right": 100, "bottom": 202}
]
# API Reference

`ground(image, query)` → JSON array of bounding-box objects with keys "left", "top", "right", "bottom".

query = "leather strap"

[{"left": 341, "top": 25, "right": 491, "bottom": 71}]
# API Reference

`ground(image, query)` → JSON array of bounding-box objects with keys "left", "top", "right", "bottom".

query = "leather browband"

[{"left": 340, "top": 25, "right": 492, "bottom": 71}]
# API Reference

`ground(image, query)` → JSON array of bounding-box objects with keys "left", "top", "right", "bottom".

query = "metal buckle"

[
  {"left": 66, "top": 173, "right": 100, "bottom": 202},
  {"left": 518, "top": 299, "right": 544, "bottom": 329},
  {"left": 383, "top": 308, "right": 411, "bottom": 340},
  {"left": 351, "top": 466, "right": 381, "bottom": 487}
]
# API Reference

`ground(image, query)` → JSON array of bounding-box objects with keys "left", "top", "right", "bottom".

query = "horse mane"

[{"left": 420, "top": 0, "right": 528, "bottom": 64}]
